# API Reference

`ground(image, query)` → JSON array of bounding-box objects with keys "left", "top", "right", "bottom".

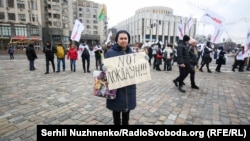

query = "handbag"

[{"left": 93, "top": 70, "right": 116, "bottom": 99}]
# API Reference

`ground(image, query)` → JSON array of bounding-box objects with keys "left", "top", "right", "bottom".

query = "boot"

[
  {"left": 178, "top": 86, "right": 186, "bottom": 93},
  {"left": 191, "top": 84, "right": 199, "bottom": 89}
]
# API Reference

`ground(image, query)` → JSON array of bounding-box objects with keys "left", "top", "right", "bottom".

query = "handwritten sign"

[{"left": 103, "top": 52, "right": 151, "bottom": 89}]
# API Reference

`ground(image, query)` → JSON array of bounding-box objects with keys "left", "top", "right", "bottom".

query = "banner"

[
  {"left": 185, "top": 15, "right": 193, "bottom": 33},
  {"left": 105, "top": 31, "right": 112, "bottom": 45},
  {"left": 70, "top": 19, "right": 84, "bottom": 42},
  {"left": 244, "top": 29, "right": 250, "bottom": 56},
  {"left": 103, "top": 52, "right": 151, "bottom": 89},
  {"left": 200, "top": 8, "right": 225, "bottom": 28},
  {"left": 211, "top": 26, "right": 223, "bottom": 43},
  {"left": 177, "top": 18, "right": 184, "bottom": 40}
]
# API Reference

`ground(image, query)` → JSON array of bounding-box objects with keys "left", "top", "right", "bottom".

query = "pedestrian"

[
  {"left": 105, "top": 30, "right": 136, "bottom": 125},
  {"left": 232, "top": 46, "right": 245, "bottom": 72},
  {"left": 8, "top": 45, "right": 14, "bottom": 59},
  {"left": 93, "top": 43, "right": 103, "bottom": 70},
  {"left": 188, "top": 38, "right": 199, "bottom": 89},
  {"left": 215, "top": 46, "right": 226, "bottom": 72},
  {"left": 25, "top": 43, "right": 38, "bottom": 71},
  {"left": 43, "top": 41, "right": 56, "bottom": 74},
  {"left": 67, "top": 44, "right": 78, "bottom": 72},
  {"left": 80, "top": 42, "right": 91, "bottom": 73},
  {"left": 199, "top": 41, "right": 213, "bottom": 73},
  {"left": 55, "top": 42, "right": 66, "bottom": 72},
  {"left": 172, "top": 35, "right": 191, "bottom": 93}
]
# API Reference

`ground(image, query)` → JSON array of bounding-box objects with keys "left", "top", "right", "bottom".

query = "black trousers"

[
  {"left": 45, "top": 57, "right": 55, "bottom": 73},
  {"left": 174, "top": 64, "right": 190, "bottom": 87},
  {"left": 82, "top": 56, "right": 90, "bottom": 72},
  {"left": 113, "top": 111, "right": 130, "bottom": 125}
]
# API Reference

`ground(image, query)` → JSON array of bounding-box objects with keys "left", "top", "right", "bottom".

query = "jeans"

[
  {"left": 70, "top": 59, "right": 76, "bottom": 71},
  {"left": 29, "top": 60, "right": 35, "bottom": 70},
  {"left": 57, "top": 58, "right": 65, "bottom": 72}
]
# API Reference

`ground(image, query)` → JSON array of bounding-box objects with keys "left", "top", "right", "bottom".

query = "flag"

[
  {"left": 98, "top": 6, "right": 106, "bottom": 21},
  {"left": 177, "top": 18, "right": 184, "bottom": 40},
  {"left": 185, "top": 15, "right": 193, "bottom": 33},
  {"left": 200, "top": 8, "right": 225, "bottom": 28},
  {"left": 70, "top": 19, "right": 84, "bottom": 42},
  {"left": 105, "top": 31, "right": 112, "bottom": 45},
  {"left": 211, "top": 26, "right": 223, "bottom": 43},
  {"left": 244, "top": 29, "right": 250, "bottom": 56}
]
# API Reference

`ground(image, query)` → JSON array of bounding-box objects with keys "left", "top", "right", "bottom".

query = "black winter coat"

[
  {"left": 177, "top": 41, "right": 190, "bottom": 64},
  {"left": 26, "top": 47, "right": 37, "bottom": 61}
]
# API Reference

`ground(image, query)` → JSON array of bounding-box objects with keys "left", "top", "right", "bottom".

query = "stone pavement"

[{"left": 0, "top": 53, "right": 250, "bottom": 140}]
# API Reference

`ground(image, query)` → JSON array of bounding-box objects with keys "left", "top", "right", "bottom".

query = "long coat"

[
  {"left": 26, "top": 46, "right": 37, "bottom": 61},
  {"left": 104, "top": 44, "right": 136, "bottom": 112}
]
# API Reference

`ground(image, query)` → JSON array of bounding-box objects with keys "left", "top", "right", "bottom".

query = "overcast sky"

[{"left": 91, "top": 0, "right": 250, "bottom": 43}]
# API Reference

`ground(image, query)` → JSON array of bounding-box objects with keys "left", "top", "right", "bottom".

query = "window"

[
  {"left": 63, "top": 23, "right": 69, "bottom": 28},
  {"left": 0, "top": 26, "right": 11, "bottom": 36},
  {"left": 52, "top": 5, "right": 60, "bottom": 11},
  {"left": 17, "top": 0, "right": 25, "bottom": 9},
  {"left": 7, "top": 0, "right": 14, "bottom": 7},
  {"left": 62, "top": 15, "right": 68, "bottom": 20},
  {"left": 93, "top": 20, "right": 97, "bottom": 24},
  {"left": 93, "top": 31, "right": 98, "bottom": 34},
  {"left": 18, "top": 14, "right": 26, "bottom": 22},
  {"left": 28, "top": 1, "right": 37, "bottom": 10},
  {"left": 53, "top": 14, "right": 60, "bottom": 19},
  {"left": 30, "top": 26, "right": 39, "bottom": 35},
  {"left": 93, "top": 25, "right": 97, "bottom": 29},
  {"left": 0, "top": 12, "right": 5, "bottom": 19},
  {"left": 15, "top": 26, "right": 27, "bottom": 36},
  {"left": 52, "top": 35, "right": 61, "bottom": 42},
  {"left": 52, "top": 0, "right": 59, "bottom": 2},
  {"left": 29, "top": 14, "right": 38, "bottom": 22},
  {"left": 0, "top": 0, "right": 4, "bottom": 7},
  {"left": 8, "top": 13, "right": 15, "bottom": 20},
  {"left": 53, "top": 21, "right": 61, "bottom": 27}
]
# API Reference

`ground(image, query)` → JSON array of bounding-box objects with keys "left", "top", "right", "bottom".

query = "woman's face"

[{"left": 117, "top": 33, "right": 128, "bottom": 49}]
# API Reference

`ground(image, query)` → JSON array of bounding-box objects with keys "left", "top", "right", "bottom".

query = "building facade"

[
  {"left": 114, "top": 6, "right": 197, "bottom": 46},
  {"left": 0, "top": 0, "right": 107, "bottom": 50}
]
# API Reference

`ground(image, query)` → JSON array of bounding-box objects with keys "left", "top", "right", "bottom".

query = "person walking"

[
  {"left": 93, "top": 43, "right": 103, "bottom": 70},
  {"left": 55, "top": 42, "right": 66, "bottom": 72},
  {"left": 215, "top": 46, "right": 226, "bottom": 72},
  {"left": 43, "top": 41, "right": 56, "bottom": 74},
  {"left": 105, "top": 30, "right": 136, "bottom": 125},
  {"left": 188, "top": 38, "right": 199, "bottom": 89},
  {"left": 25, "top": 44, "right": 38, "bottom": 71},
  {"left": 67, "top": 44, "right": 78, "bottom": 72},
  {"left": 199, "top": 41, "right": 213, "bottom": 73},
  {"left": 80, "top": 42, "right": 91, "bottom": 73},
  {"left": 8, "top": 46, "right": 14, "bottom": 60},
  {"left": 172, "top": 35, "right": 191, "bottom": 93}
]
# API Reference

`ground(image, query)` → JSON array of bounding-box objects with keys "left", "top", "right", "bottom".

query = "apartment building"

[
  {"left": 0, "top": 0, "right": 107, "bottom": 50},
  {"left": 114, "top": 6, "right": 197, "bottom": 46},
  {"left": 0, "top": 0, "right": 43, "bottom": 50}
]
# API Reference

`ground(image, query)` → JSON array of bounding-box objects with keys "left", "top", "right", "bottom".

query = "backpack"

[
  {"left": 56, "top": 46, "right": 65, "bottom": 58},
  {"left": 82, "top": 48, "right": 90, "bottom": 56}
]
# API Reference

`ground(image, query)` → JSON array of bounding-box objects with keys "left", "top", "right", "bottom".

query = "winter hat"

[
  {"left": 183, "top": 35, "right": 190, "bottom": 42},
  {"left": 28, "top": 44, "right": 34, "bottom": 48},
  {"left": 115, "top": 30, "right": 130, "bottom": 44}
]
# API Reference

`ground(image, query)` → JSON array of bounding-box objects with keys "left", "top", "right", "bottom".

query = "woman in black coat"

[
  {"left": 215, "top": 46, "right": 226, "bottom": 72},
  {"left": 26, "top": 44, "right": 37, "bottom": 71}
]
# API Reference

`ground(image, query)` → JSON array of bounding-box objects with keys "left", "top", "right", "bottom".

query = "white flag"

[
  {"left": 185, "top": 15, "right": 193, "bottom": 33},
  {"left": 177, "top": 18, "right": 184, "bottom": 40},
  {"left": 105, "top": 31, "right": 112, "bottom": 45},
  {"left": 244, "top": 29, "right": 250, "bottom": 56},
  {"left": 211, "top": 26, "right": 223, "bottom": 43},
  {"left": 71, "top": 19, "right": 84, "bottom": 42},
  {"left": 200, "top": 8, "right": 225, "bottom": 28}
]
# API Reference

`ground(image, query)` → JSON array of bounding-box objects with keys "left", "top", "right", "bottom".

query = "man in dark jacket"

[
  {"left": 105, "top": 30, "right": 136, "bottom": 125},
  {"left": 43, "top": 41, "right": 55, "bottom": 74},
  {"left": 26, "top": 44, "right": 37, "bottom": 71},
  {"left": 173, "top": 35, "right": 190, "bottom": 93}
]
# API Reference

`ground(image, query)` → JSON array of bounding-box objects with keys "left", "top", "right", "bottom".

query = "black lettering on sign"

[{"left": 117, "top": 54, "right": 137, "bottom": 67}]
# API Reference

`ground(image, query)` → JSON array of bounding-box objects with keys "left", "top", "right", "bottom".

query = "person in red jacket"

[
  {"left": 67, "top": 44, "right": 78, "bottom": 72},
  {"left": 155, "top": 49, "right": 163, "bottom": 71}
]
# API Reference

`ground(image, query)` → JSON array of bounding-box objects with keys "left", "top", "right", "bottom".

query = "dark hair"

[
  {"left": 115, "top": 30, "right": 131, "bottom": 44},
  {"left": 28, "top": 44, "right": 34, "bottom": 48}
]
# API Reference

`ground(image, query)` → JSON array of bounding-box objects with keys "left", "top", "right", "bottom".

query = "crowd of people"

[{"left": 6, "top": 29, "right": 249, "bottom": 125}]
